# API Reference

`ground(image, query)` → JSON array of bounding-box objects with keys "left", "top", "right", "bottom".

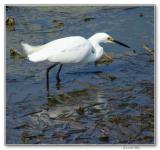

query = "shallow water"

[{"left": 6, "top": 6, "right": 154, "bottom": 144}]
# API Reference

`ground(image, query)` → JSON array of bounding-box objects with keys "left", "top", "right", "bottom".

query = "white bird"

[{"left": 21, "top": 32, "right": 132, "bottom": 92}]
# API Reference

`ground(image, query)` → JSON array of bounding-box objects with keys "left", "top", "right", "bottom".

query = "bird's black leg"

[
  {"left": 46, "top": 63, "right": 58, "bottom": 93},
  {"left": 55, "top": 64, "right": 63, "bottom": 90},
  {"left": 56, "top": 64, "right": 63, "bottom": 83}
]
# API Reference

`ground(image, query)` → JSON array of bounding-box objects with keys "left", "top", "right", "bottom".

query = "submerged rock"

[
  {"left": 96, "top": 72, "right": 117, "bottom": 81},
  {"left": 6, "top": 16, "right": 15, "bottom": 31},
  {"left": 10, "top": 48, "right": 25, "bottom": 59},
  {"left": 99, "top": 135, "right": 109, "bottom": 142},
  {"left": 6, "top": 16, "right": 15, "bottom": 26},
  {"left": 95, "top": 52, "right": 113, "bottom": 65},
  {"left": 143, "top": 44, "right": 154, "bottom": 54},
  {"left": 76, "top": 106, "right": 85, "bottom": 115},
  {"left": 139, "top": 12, "right": 144, "bottom": 17},
  {"left": 83, "top": 17, "right": 95, "bottom": 22},
  {"left": 53, "top": 19, "right": 64, "bottom": 29}
]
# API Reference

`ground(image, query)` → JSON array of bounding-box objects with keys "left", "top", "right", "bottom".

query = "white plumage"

[
  {"left": 21, "top": 33, "right": 112, "bottom": 64},
  {"left": 22, "top": 36, "right": 90, "bottom": 63}
]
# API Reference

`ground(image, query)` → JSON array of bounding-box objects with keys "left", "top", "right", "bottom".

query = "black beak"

[{"left": 113, "top": 39, "right": 130, "bottom": 48}]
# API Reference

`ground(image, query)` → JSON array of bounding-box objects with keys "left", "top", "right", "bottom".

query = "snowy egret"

[{"left": 21, "top": 32, "right": 132, "bottom": 92}]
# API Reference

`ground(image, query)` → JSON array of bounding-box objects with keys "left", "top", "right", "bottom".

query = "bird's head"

[{"left": 92, "top": 32, "right": 135, "bottom": 51}]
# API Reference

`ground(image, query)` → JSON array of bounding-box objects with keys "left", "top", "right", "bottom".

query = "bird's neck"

[{"left": 88, "top": 37, "right": 104, "bottom": 61}]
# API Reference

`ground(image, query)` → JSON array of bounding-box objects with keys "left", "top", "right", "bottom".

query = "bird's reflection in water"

[
  {"left": 56, "top": 80, "right": 61, "bottom": 90},
  {"left": 47, "top": 80, "right": 61, "bottom": 98},
  {"left": 45, "top": 79, "right": 108, "bottom": 119}
]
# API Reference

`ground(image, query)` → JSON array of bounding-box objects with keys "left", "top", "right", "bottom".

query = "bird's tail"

[
  {"left": 21, "top": 41, "right": 48, "bottom": 62},
  {"left": 21, "top": 42, "right": 36, "bottom": 55}
]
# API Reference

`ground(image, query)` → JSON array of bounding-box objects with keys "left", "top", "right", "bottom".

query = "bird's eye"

[{"left": 107, "top": 37, "right": 112, "bottom": 41}]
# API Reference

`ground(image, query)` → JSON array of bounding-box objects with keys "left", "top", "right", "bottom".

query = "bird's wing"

[{"left": 27, "top": 36, "right": 92, "bottom": 63}]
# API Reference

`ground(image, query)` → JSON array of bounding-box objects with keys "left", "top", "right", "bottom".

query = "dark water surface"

[{"left": 6, "top": 6, "right": 155, "bottom": 144}]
